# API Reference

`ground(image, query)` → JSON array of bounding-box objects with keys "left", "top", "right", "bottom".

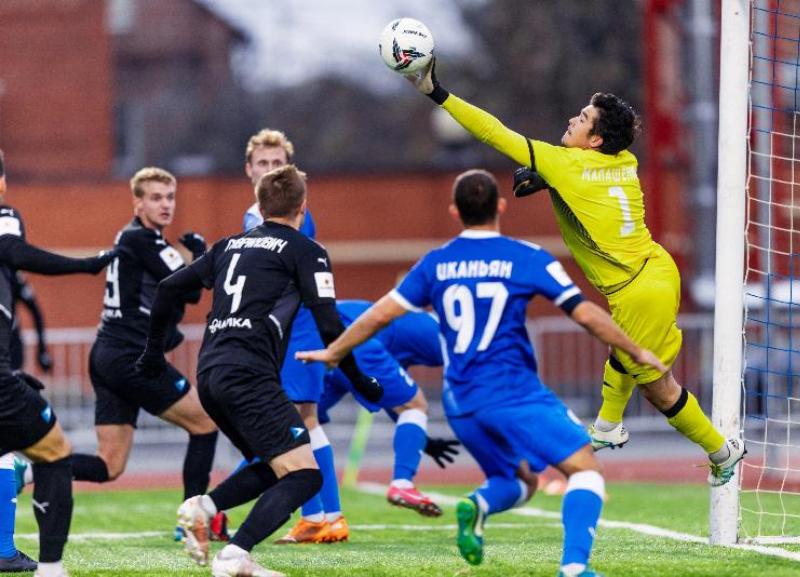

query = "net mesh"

[{"left": 742, "top": 0, "right": 800, "bottom": 541}]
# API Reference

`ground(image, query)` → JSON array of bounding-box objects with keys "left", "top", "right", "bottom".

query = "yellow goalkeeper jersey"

[{"left": 442, "top": 94, "right": 660, "bottom": 295}]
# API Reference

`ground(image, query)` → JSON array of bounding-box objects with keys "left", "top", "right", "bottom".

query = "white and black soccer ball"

[{"left": 378, "top": 18, "right": 434, "bottom": 75}]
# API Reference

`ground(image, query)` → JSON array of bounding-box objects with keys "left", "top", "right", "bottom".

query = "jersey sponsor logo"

[
  {"left": 225, "top": 236, "right": 288, "bottom": 253},
  {"left": 0, "top": 216, "right": 22, "bottom": 237},
  {"left": 435, "top": 259, "right": 513, "bottom": 281},
  {"left": 159, "top": 246, "right": 184, "bottom": 271},
  {"left": 545, "top": 261, "right": 574, "bottom": 287},
  {"left": 208, "top": 317, "right": 253, "bottom": 334},
  {"left": 581, "top": 165, "right": 637, "bottom": 183},
  {"left": 314, "top": 271, "right": 336, "bottom": 298},
  {"left": 101, "top": 308, "right": 123, "bottom": 319}
]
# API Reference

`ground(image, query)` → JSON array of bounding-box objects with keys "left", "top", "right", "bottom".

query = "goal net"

[{"left": 716, "top": 0, "right": 800, "bottom": 545}]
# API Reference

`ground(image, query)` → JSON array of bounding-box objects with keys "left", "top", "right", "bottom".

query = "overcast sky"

[{"left": 203, "top": 0, "right": 475, "bottom": 90}]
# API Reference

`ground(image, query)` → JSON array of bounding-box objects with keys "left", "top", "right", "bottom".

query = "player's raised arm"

[
  {"left": 569, "top": 300, "right": 667, "bottom": 374},
  {"left": 408, "top": 59, "right": 531, "bottom": 167},
  {"left": 0, "top": 234, "right": 114, "bottom": 275}
]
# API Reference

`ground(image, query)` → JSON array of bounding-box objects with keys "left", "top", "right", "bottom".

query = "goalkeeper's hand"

[
  {"left": 406, "top": 58, "right": 449, "bottom": 105},
  {"left": 512, "top": 167, "right": 550, "bottom": 198},
  {"left": 424, "top": 437, "right": 460, "bottom": 468},
  {"left": 37, "top": 346, "right": 53, "bottom": 373}
]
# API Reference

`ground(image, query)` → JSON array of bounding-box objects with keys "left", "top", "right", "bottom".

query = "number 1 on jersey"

[
  {"left": 608, "top": 186, "right": 635, "bottom": 237},
  {"left": 443, "top": 281, "right": 509, "bottom": 353},
  {"left": 224, "top": 253, "right": 246, "bottom": 313}
]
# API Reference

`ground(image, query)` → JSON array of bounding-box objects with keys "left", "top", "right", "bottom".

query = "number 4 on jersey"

[{"left": 224, "top": 253, "right": 246, "bottom": 313}]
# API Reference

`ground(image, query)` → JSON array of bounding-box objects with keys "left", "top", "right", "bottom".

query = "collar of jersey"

[{"left": 459, "top": 229, "right": 501, "bottom": 239}]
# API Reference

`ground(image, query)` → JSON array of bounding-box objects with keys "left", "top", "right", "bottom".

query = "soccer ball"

[{"left": 378, "top": 18, "right": 434, "bottom": 75}]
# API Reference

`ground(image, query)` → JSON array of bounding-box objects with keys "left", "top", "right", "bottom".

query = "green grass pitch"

[{"left": 11, "top": 483, "right": 800, "bottom": 576}]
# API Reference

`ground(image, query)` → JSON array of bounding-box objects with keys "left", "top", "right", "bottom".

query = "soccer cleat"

[
  {"left": 177, "top": 496, "right": 211, "bottom": 566},
  {"left": 0, "top": 550, "right": 37, "bottom": 572},
  {"left": 322, "top": 515, "right": 349, "bottom": 543},
  {"left": 33, "top": 564, "right": 68, "bottom": 577},
  {"left": 386, "top": 484, "right": 443, "bottom": 517},
  {"left": 455, "top": 496, "right": 484, "bottom": 566},
  {"left": 173, "top": 525, "right": 186, "bottom": 542},
  {"left": 210, "top": 511, "right": 231, "bottom": 542},
  {"left": 211, "top": 550, "right": 285, "bottom": 577},
  {"left": 274, "top": 518, "right": 330, "bottom": 544},
  {"left": 708, "top": 437, "right": 747, "bottom": 487},
  {"left": 589, "top": 423, "right": 629, "bottom": 451},
  {"left": 13, "top": 456, "right": 27, "bottom": 496},
  {"left": 557, "top": 569, "right": 605, "bottom": 577}
]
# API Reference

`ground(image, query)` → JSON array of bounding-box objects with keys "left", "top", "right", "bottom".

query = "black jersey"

[
  {"left": 97, "top": 217, "right": 193, "bottom": 350},
  {"left": 191, "top": 221, "right": 336, "bottom": 376},
  {"left": 0, "top": 207, "right": 26, "bottom": 372}
]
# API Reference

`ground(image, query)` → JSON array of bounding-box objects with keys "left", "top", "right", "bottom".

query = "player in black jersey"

[
  {"left": 137, "top": 165, "right": 382, "bottom": 576},
  {"left": 69, "top": 168, "right": 219, "bottom": 529},
  {"left": 0, "top": 149, "right": 115, "bottom": 577}
]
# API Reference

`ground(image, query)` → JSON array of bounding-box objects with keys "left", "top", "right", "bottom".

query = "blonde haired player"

[{"left": 404, "top": 60, "right": 744, "bottom": 487}]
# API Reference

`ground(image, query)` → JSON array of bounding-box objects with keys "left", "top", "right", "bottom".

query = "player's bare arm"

[
  {"left": 569, "top": 300, "right": 667, "bottom": 374},
  {"left": 297, "top": 293, "right": 406, "bottom": 368}
]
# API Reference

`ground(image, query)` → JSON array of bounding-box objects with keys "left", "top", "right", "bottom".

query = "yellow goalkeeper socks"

[
  {"left": 597, "top": 358, "right": 637, "bottom": 425},
  {"left": 664, "top": 387, "right": 726, "bottom": 454}
]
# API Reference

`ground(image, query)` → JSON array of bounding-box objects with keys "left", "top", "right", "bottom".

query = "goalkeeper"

[{"left": 404, "top": 61, "right": 743, "bottom": 486}]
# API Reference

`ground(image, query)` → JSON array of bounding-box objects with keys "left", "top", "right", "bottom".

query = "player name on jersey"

[
  {"left": 580, "top": 165, "right": 637, "bottom": 183},
  {"left": 435, "top": 259, "right": 513, "bottom": 281},
  {"left": 225, "top": 236, "right": 288, "bottom": 253}
]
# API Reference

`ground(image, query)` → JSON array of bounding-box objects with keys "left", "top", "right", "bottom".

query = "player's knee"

[
  {"left": 98, "top": 453, "right": 126, "bottom": 480},
  {"left": 187, "top": 417, "right": 217, "bottom": 436}
]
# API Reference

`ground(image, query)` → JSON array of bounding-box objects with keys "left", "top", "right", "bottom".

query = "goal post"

[{"left": 710, "top": 0, "right": 750, "bottom": 546}]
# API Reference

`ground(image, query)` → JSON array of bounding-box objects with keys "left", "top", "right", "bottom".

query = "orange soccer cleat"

[
  {"left": 321, "top": 515, "right": 349, "bottom": 543},
  {"left": 274, "top": 518, "right": 330, "bottom": 544}
]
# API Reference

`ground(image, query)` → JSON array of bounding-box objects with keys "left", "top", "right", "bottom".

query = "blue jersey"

[
  {"left": 336, "top": 300, "right": 443, "bottom": 368},
  {"left": 392, "top": 230, "right": 582, "bottom": 417},
  {"left": 244, "top": 202, "right": 316, "bottom": 238}
]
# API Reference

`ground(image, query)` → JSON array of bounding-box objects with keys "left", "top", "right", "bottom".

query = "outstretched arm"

[
  {"left": 0, "top": 236, "right": 113, "bottom": 275},
  {"left": 569, "top": 300, "right": 667, "bottom": 373},
  {"left": 408, "top": 59, "right": 531, "bottom": 166},
  {"left": 297, "top": 294, "right": 407, "bottom": 368}
]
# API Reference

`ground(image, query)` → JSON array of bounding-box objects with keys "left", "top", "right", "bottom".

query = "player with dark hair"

[
  {"left": 404, "top": 62, "right": 744, "bottom": 486},
  {"left": 0, "top": 149, "right": 115, "bottom": 577},
  {"left": 299, "top": 169, "right": 665, "bottom": 577},
  {"left": 137, "top": 164, "right": 381, "bottom": 576},
  {"left": 68, "top": 168, "right": 219, "bottom": 535}
]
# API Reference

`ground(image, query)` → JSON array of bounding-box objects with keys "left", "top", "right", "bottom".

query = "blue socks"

[
  {"left": 392, "top": 409, "right": 428, "bottom": 482},
  {"left": 0, "top": 454, "right": 17, "bottom": 559},
  {"left": 561, "top": 470, "right": 604, "bottom": 570},
  {"left": 300, "top": 427, "right": 337, "bottom": 521},
  {"left": 472, "top": 476, "right": 524, "bottom": 515}
]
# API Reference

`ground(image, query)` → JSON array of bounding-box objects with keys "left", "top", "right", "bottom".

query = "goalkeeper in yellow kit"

[{"left": 405, "top": 61, "right": 744, "bottom": 486}]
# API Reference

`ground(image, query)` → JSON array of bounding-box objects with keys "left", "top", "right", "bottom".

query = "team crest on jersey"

[
  {"left": 159, "top": 246, "right": 184, "bottom": 271},
  {"left": 314, "top": 272, "right": 335, "bottom": 298}
]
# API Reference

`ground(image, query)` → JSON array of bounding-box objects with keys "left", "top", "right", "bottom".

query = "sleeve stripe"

[
  {"left": 554, "top": 286, "right": 581, "bottom": 306},
  {"left": 389, "top": 289, "right": 423, "bottom": 313}
]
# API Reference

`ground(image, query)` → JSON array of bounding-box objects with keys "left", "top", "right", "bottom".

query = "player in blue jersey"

[
  {"left": 299, "top": 169, "right": 665, "bottom": 577},
  {"left": 240, "top": 129, "right": 343, "bottom": 544}
]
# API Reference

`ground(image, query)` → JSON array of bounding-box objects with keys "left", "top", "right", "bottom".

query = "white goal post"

[{"left": 711, "top": 0, "right": 750, "bottom": 546}]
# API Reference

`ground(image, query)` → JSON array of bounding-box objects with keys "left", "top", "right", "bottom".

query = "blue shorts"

[
  {"left": 281, "top": 307, "right": 325, "bottom": 404},
  {"left": 447, "top": 393, "right": 590, "bottom": 477},
  {"left": 325, "top": 337, "right": 418, "bottom": 413}
]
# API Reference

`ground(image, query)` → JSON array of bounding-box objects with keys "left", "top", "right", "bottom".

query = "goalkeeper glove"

[
  {"left": 407, "top": 58, "right": 449, "bottom": 105},
  {"left": 424, "top": 437, "right": 461, "bottom": 468},
  {"left": 179, "top": 231, "right": 207, "bottom": 259},
  {"left": 512, "top": 167, "right": 550, "bottom": 198}
]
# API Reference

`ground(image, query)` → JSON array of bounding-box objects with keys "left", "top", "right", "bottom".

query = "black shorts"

[
  {"left": 89, "top": 341, "right": 192, "bottom": 427},
  {"left": 197, "top": 365, "right": 309, "bottom": 463},
  {"left": 0, "top": 372, "right": 57, "bottom": 454}
]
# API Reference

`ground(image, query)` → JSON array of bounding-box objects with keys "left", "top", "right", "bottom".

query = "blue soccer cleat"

[{"left": 456, "top": 496, "right": 485, "bottom": 566}]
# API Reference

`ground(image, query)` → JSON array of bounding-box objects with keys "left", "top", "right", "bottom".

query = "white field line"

[{"left": 356, "top": 482, "right": 800, "bottom": 563}]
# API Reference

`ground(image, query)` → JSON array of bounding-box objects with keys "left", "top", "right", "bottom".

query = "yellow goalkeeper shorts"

[{"left": 606, "top": 244, "right": 683, "bottom": 384}]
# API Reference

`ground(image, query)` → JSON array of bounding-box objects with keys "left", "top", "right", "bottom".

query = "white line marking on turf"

[
  {"left": 16, "top": 531, "right": 168, "bottom": 542},
  {"left": 356, "top": 482, "right": 800, "bottom": 563}
]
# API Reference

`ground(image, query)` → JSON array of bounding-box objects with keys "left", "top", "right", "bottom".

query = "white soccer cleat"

[
  {"left": 589, "top": 423, "right": 629, "bottom": 451},
  {"left": 211, "top": 550, "right": 286, "bottom": 577},
  {"left": 708, "top": 437, "right": 747, "bottom": 487},
  {"left": 177, "top": 496, "right": 211, "bottom": 566},
  {"left": 34, "top": 566, "right": 69, "bottom": 577}
]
